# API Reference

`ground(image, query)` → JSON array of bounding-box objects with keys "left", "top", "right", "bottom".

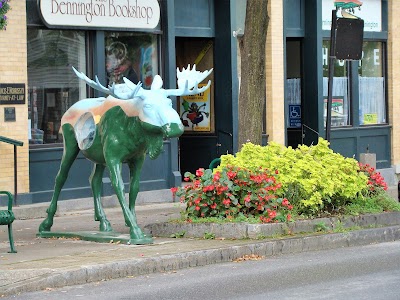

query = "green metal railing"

[{"left": 0, "top": 135, "right": 23, "bottom": 205}]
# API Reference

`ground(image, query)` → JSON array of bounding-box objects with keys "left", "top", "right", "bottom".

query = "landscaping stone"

[{"left": 144, "top": 212, "right": 400, "bottom": 239}]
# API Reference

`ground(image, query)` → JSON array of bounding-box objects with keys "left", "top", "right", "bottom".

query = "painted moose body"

[{"left": 39, "top": 65, "right": 212, "bottom": 244}]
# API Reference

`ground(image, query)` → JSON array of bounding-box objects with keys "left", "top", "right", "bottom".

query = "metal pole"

[
  {"left": 326, "top": 9, "right": 337, "bottom": 142},
  {"left": 13, "top": 144, "right": 18, "bottom": 205}
]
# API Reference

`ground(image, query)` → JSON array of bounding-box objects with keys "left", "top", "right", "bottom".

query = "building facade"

[{"left": 0, "top": 0, "right": 398, "bottom": 206}]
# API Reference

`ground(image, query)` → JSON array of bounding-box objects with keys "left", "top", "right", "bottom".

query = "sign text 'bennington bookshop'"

[{"left": 39, "top": 0, "right": 160, "bottom": 29}]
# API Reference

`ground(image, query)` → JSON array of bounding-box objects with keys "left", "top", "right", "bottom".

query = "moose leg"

[
  {"left": 90, "top": 163, "right": 113, "bottom": 232},
  {"left": 128, "top": 155, "right": 145, "bottom": 214},
  {"left": 39, "top": 125, "right": 79, "bottom": 232},
  {"left": 106, "top": 158, "right": 153, "bottom": 244}
]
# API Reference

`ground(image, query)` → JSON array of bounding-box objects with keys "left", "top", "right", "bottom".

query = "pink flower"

[
  {"left": 196, "top": 168, "right": 204, "bottom": 177},
  {"left": 222, "top": 198, "right": 231, "bottom": 206},
  {"left": 170, "top": 187, "right": 178, "bottom": 195}
]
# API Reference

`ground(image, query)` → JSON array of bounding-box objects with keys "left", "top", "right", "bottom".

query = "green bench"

[
  {"left": 0, "top": 191, "right": 17, "bottom": 253},
  {"left": 0, "top": 135, "right": 23, "bottom": 254}
]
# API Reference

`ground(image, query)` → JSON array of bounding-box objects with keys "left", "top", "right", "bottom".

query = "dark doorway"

[
  {"left": 286, "top": 39, "right": 303, "bottom": 148},
  {"left": 175, "top": 37, "right": 217, "bottom": 175}
]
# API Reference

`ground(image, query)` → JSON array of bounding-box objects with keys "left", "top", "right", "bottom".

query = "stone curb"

[
  {"left": 2, "top": 225, "right": 400, "bottom": 296},
  {"left": 144, "top": 212, "right": 400, "bottom": 239}
]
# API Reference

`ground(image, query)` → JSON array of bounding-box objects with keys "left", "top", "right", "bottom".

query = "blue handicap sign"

[{"left": 289, "top": 105, "right": 301, "bottom": 128}]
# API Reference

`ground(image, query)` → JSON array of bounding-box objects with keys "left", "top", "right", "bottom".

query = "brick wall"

[
  {"left": 0, "top": 0, "right": 29, "bottom": 194},
  {"left": 265, "top": 0, "right": 285, "bottom": 145},
  {"left": 388, "top": 2, "right": 400, "bottom": 170}
]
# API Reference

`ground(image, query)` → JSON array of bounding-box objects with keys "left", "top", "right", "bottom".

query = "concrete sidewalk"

[{"left": 1, "top": 201, "right": 400, "bottom": 297}]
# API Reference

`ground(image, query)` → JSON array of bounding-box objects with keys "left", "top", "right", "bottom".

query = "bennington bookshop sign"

[{"left": 39, "top": 0, "right": 160, "bottom": 29}]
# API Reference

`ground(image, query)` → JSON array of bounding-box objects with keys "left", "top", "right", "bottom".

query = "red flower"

[
  {"left": 268, "top": 210, "right": 277, "bottom": 219},
  {"left": 196, "top": 168, "right": 205, "bottom": 177},
  {"left": 195, "top": 206, "right": 201, "bottom": 211},
  {"left": 287, "top": 214, "right": 291, "bottom": 221},
  {"left": 213, "top": 172, "right": 221, "bottom": 181},
  {"left": 170, "top": 187, "right": 178, "bottom": 195},
  {"left": 227, "top": 171, "right": 237, "bottom": 179},
  {"left": 211, "top": 203, "right": 217, "bottom": 209},
  {"left": 184, "top": 177, "right": 190, "bottom": 182},
  {"left": 222, "top": 198, "right": 231, "bottom": 206}
]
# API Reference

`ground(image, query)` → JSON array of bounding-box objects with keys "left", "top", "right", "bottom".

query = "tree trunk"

[{"left": 238, "top": 0, "right": 269, "bottom": 149}]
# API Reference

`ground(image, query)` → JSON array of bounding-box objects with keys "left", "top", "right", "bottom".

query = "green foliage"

[
  {"left": 203, "top": 232, "right": 216, "bottom": 240},
  {"left": 314, "top": 221, "right": 330, "bottom": 232},
  {"left": 170, "top": 230, "right": 186, "bottom": 238},
  {"left": 344, "top": 193, "right": 400, "bottom": 215},
  {"left": 172, "top": 166, "right": 293, "bottom": 223},
  {"left": 216, "top": 138, "right": 369, "bottom": 216},
  {"left": 0, "top": 0, "right": 11, "bottom": 31}
]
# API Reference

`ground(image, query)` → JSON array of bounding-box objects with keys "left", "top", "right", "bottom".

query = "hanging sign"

[
  {"left": 39, "top": 0, "right": 160, "bottom": 29},
  {"left": 322, "top": 0, "right": 381, "bottom": 32}
]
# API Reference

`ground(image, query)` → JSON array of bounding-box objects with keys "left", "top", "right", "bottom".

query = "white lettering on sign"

[
  {"left": 40, "top": 0, "right": 160, "bottom": 29},
  {"left": 322, "top": 48, "right": 380, "bottom": 67}
]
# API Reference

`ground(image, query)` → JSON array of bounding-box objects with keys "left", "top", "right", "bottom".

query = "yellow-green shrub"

[{"left": 216, "top": 138, "right": 369, "bottom": 215}]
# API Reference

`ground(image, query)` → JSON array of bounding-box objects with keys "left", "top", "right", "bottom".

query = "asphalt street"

[{"left": 5, "top": 240, "right": 400, "bottom": 300}]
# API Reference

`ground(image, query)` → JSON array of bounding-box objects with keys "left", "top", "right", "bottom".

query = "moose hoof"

[
  {"left": 39, "top": 219, "right": 53, "bottom": 232},
  {"left": 99, "top": 220, "right": 113, "bottom": 232},
  {"left": 128, "top": 235, "right": 153, "bottom": 245}
]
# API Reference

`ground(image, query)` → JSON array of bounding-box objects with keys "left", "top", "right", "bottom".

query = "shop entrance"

[
  {"left": 175, "top": 37, "right": 217, "bottom": 175},
  {"left": 286, "top": 39, "right": 303, "bottom": 148}
]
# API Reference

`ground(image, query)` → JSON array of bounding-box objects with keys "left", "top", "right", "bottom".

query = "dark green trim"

[
  {"left": 302, "top": 0, "right": 323, "bottom": 145},
  {"left": 0, "top": 136, "right": 23, "bottom": 147},
  {"left": 174, "top": 0, "right": 215, "bottom": 37},
  {"left": 163, "top": 0, "right": 181, "bottom": 188},
  {"left": 330, "top": 125, "right": 391, "bottom": 168}
]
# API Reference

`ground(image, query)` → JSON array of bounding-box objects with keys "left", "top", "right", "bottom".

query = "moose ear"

[{"left": 150, "top": 75, "right": 163, "bottom": 90}]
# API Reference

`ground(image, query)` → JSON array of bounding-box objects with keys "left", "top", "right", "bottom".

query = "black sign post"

[{"left": 326, "top": 9, "right": 337, "bottom": 143}]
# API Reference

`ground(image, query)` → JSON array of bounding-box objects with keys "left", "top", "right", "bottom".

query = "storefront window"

[
  {"left": 358, "top": 41, "right": 386, "bottom": 125},
  {"left": 105, "top": 32, "right": 159, "bottom": 89},
  {"left": 322, "top": 40, "right": 350, "bottom": 127},
  {"left": 27, "top": 29, "right": 87, "bottom": 144}
]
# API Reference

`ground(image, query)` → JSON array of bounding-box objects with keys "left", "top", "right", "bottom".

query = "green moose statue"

[{"left": 38, "top": 65, "right": 213, "bottom": 244}]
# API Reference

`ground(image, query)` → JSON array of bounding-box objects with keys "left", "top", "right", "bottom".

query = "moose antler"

[
  {"left": 166, "top": 64, "right": 213, "bottom": 97},
  {"left": 72, "top": 66, "right": 138, "bottom": 100}
]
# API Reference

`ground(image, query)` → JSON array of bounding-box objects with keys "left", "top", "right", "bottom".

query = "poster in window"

[
  {"left": 180, "top": 84, "right": 211, "bottom": 132},
  {"left": 105, "top": 33, "right": 158, "bottom": 89},
  {"left": 324, "top": 97, "right": 346, "bottom": 127}
]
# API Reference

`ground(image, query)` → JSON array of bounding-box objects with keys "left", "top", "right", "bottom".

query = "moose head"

[{"left": 39, "top": 65, "right": 213, "bottom": 245}]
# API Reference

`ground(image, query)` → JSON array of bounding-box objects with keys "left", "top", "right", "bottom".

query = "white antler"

[
  {"left": 122, "top": 78, "right": 144, "bottom": 98},
  {"left": 166, "top": 64, "right": 213, "bottom": 97},
  {"left": 72, "top": 66, "right": 137, "bottom": 100}
]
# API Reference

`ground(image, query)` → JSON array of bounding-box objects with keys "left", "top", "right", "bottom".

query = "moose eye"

[{"left": 144, "top": 103, "right": 152, "bottom": 109}]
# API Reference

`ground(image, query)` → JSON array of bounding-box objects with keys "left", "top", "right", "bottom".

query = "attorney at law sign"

[{"left": 39, "top": 0, "right": 160, "bottom": 29}]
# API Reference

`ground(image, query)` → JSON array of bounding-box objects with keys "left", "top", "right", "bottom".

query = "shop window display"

[
  {"left": 105, "top": 32, "right": 159, "bottom": 89},
  {"left": 358, "top": 41, "right": 386, "bottom": 125},
  {"left": 322, "top": 40, "right": 350, "bottom": 127},
  {"left": 27, "top": 29, "right": 87, "bottom": 144}
]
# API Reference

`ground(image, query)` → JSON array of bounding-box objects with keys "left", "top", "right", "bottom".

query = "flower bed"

[{"left": 172, "top": 138, "right": 400, "bottom": 224}]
